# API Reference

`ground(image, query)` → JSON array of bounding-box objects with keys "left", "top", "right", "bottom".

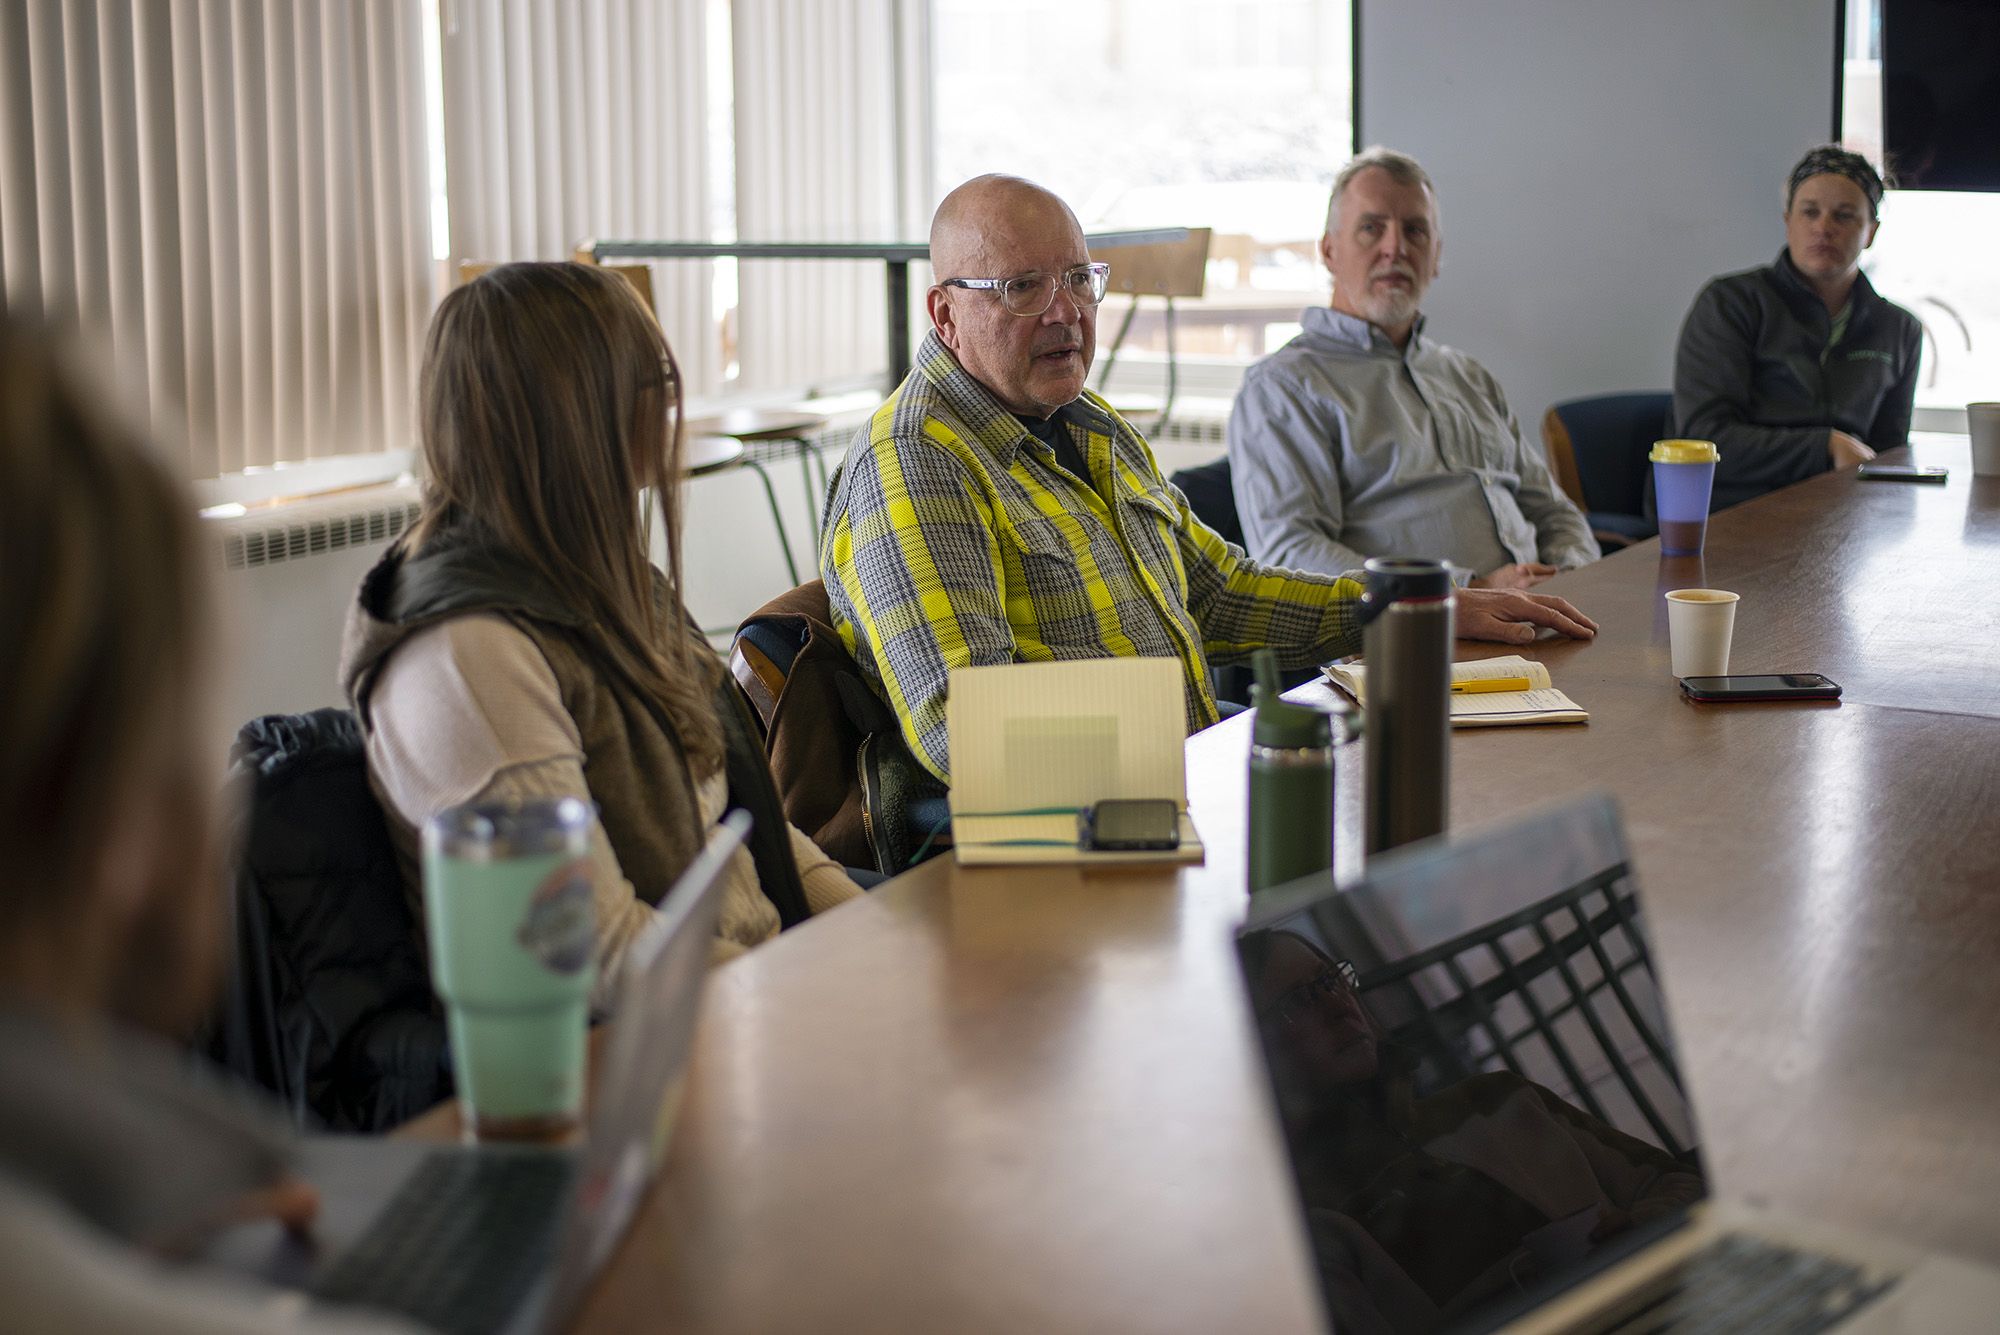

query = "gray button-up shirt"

[{"left": 1227, "top": 307, "right": 1598, "bottom": 580}]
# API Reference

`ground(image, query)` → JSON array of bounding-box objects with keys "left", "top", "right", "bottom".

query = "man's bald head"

[
  {"left": 925, "top": 175, "right": 1097, "bottom": 419},
  {"left": 930, "top": 174, "right": 1083, "bottom": 280}
]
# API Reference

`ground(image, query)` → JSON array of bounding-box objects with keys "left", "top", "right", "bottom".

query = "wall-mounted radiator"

[{"left": 205, "top": 482, "right": 421, "bottom": 732}]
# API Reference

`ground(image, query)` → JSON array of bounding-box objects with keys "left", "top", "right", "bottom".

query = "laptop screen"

[
  {"left": 1236, "top": 794, "right": 1708, "bottom": 1333},
  {"left": 541, "top": 810, "right": 747, "bottom": 1327}
]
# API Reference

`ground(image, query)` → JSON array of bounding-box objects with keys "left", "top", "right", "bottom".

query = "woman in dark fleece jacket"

[{"left": 1670, "top": 145, "right": 1922, "bottom": 513}]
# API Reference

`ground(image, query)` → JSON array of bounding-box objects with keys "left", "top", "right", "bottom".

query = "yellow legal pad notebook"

[
  {"left": 1321, "top": 654, "right": 1589, "bottom": 728},
  {"left": 944, "top": 658, "right": 1205, "bottom": 866}
]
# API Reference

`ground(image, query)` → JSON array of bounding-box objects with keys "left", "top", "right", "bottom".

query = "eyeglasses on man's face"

[
  {"left": 939, "top": 262, "right": 1111, "bottom": 317},
  {"left": 1266, "top": 958, "right": 1363, "bottom": 1030}
]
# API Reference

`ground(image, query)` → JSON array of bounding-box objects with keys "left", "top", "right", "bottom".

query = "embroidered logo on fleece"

[{"left": 1846, "top": 349, "right": 1895, "bottom": 365}]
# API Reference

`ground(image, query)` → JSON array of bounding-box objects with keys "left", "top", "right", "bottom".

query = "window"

[
  {"left": 1841, "top": 0, "right": 2000, "bottom": 417},
  {"left": 0, "top": 1, "right": 432, "bottom": 482},
  {"left": 930, "top": 0, "right": 1352, "bottom": 396}
]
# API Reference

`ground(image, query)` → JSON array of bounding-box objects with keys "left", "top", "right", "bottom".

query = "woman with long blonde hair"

[{"left": 340, "top": 263, "right": 857, "bottom": 993}]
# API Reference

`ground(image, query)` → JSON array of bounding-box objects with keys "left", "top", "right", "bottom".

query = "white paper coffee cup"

[
  {"left": 1969, "top": 403, "right": 2000, "bottom": 477},
  {"left": 1666, "top": 589, "right": 1739, "bottom": 678}
]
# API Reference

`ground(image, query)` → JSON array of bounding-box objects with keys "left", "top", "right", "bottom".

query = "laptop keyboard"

[
  {"left": 310, "top": 1149, "right": 576, "bottom": 1335},
  {"left": 1587, "top": 1231, "right": 1897, "bottom": 1333}
]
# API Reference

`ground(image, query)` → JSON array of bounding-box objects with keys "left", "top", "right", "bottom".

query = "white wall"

[{"left": 1357, "top": 0, "right": 1836, "bottom": 428}]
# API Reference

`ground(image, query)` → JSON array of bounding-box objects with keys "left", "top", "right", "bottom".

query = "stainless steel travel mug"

[{"left": 1357, "top": 557, "right": 1454, "bottom": 856}]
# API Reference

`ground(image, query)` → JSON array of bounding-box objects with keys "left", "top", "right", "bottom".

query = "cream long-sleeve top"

[{"left": 363, "top": 613, "right": 861, "bottom": 1005}]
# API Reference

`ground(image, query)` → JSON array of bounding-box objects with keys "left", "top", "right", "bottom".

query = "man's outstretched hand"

[{"left": 1457, "top": 588, "right": 1597, "bottom": 644}]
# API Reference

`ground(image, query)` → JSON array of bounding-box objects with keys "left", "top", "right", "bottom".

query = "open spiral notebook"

[
  {"left": 1323, "top": 654, "right": 1589, "bottom": 727},
  {"left": 944, "top": 657, "right": 1204, "bottom": 866}
]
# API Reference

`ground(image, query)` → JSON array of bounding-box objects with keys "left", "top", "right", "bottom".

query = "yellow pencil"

[{"left": 1451, "top": 676, "right": 1533, "bottom": 694}]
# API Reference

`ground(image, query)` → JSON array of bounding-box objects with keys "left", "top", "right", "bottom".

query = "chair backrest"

[
  {"left": 201, "top": 708, "right": 450, "bottom": 1132},
  {"left": 1168, "top": 454, "right": 1245, "bottom": 549},
  {"left": 1102, "top": 227, "right": 1212, "bottom": 300},
  {"left": 729, "top": 581, "right": 949, "bottom": 874},
  {"left": 1542, "top": 392, "right": 1672, "bottom": 519}
]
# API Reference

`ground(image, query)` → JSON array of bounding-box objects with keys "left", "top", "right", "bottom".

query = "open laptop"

[
  {"left": 1236, "top": 793, "right": 2000, "bottom": 1334},
  {"left": 217, "top": 811, "right": 747, "bottom": 1335}
]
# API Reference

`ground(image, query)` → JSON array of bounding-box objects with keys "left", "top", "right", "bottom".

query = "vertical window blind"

[
  {"left": 437, "top": 0, "right": 720, "bottom": 397},
  {"left": 1, "top": 0, "right": 924, "bottom": 481},
  {"left": 0, "top": 0, "right": 432, "bottom": 480},
  {"left": 730, "top": 0, "right": 904, "bottom": 395}
]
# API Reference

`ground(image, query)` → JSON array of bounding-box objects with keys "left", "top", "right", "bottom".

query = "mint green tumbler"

[{"left": 424, "top": 798, "right": 596, "bottom": 1141}]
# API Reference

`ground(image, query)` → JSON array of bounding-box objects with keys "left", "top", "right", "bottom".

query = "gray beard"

[{"left": 1360, "top": 289, "right": 1420, "bottom": 331}]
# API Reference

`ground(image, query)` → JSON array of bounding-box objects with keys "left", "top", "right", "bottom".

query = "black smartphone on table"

[
  {"left": 1856, "top": 464, "right": 1947, "bottom": 483},
  {"left": 1079, "top": 798, "right": 1181, "bottom": 851},
  {"left": 1679, "top": 673, "right": 1842, "bottom": 703}
]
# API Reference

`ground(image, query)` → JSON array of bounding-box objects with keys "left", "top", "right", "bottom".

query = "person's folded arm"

[
  {"left": 824, "top": 427, "right": 1016, "bottom": 785},
  {"left": 1228, "top": 368, "right": 1377, "bottom": 577},
  {"left": 1528, "top": 1081, "right": 1706, "bottom": 1225},
  {"left": 1866, "top": 318, "right": 1924, "bottom": 451},
  {"left": 1673, "top": 280, "right": 1830, "bottom": 494}
]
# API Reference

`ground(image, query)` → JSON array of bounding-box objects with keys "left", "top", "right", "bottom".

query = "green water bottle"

[{"left": 1247, "top": 648, "right": 1339, "bottom": 894}]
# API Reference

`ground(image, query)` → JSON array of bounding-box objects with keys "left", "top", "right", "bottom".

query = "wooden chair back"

[
  {"left": 1102, "top": 227, "right": 1211, "bottom": 299},
  {"left": 456, "top": 257, "right": 656, "bottom": 315}
]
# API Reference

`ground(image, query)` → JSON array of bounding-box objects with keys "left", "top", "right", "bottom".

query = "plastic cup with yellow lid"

[{"left": 1651, "top": 439, "right": 1720, "bottom": 556}]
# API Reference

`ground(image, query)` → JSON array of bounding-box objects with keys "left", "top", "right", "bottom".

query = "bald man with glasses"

[{"left": 818, "top": 174, "right": 1595, "bottom": 785}]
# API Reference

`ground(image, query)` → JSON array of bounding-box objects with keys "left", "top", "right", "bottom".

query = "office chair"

[
  {"left": 1166, "top": 456, "right": 1272, "bottom": 704},
  {"left": 1541, "top": 393, "right": 1672, "bottom": 548},
  {"left": 1167, "top": 455, "right": 1245, "bottom": 549},
  {"left": 201, "top": 708, "right": 451, "bottom": 1133},
  {"left": 730, "top": 581, "right": 951, "bottom": 875}
]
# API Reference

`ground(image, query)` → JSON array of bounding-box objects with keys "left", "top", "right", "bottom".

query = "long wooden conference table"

[{"left": 547, "top": 436, "right": 1998, "bottom": 1331}]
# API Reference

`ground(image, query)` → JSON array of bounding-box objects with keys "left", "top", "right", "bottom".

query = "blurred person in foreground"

[
  {"left": 0, "top": 321, "right": 414, "bottom": 1331},
  {"left": 338, "top": 263, "right": 860, "bottom": 989},
  {"left": 1229, "top": 147, "right": 1599, "bottom": 590},
  {"left": 1670, "top": 145, "right": 1922, "bottom": 512},
  {"left": 819, "top": 174, "right": 1596, "bottom": 784}
]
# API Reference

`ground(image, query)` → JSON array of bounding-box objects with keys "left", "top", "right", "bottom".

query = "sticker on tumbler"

[{"left": 517, "top": 859, "right": 594, "bottom": 975}]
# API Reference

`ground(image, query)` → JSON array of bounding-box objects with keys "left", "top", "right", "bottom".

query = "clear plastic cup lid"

[{"left": 424, "top": 796, "right": 595, "bottom": 860}]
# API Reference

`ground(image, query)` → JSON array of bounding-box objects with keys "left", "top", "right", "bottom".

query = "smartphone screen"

[
  {"left": 1084, "top": 798, "right": 1181, "bottom": 850},
  {"left": 1679, "top": 673, "right": 1841, "bottom": 702}
]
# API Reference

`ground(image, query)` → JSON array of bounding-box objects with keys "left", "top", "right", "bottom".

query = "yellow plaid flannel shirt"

[{"left": 821, "top": 332, "right": 1364, "bottom": 782}]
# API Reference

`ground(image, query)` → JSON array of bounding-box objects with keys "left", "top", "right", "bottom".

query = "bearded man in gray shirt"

[{"left": 1228, "top": 147, "right": 1599, "bottom": 590}]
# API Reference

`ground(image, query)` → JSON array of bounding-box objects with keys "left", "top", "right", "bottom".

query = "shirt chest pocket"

[
  {"left": 1432, "top": 396, "right": 1514, "bottom": 475},
  {"left": 993, "top": 488, "right": 1184, "bottom": 602},
  {"left": 998, "top": 503, "right": 1095, "bottom": 565},
  {"left": 992, "top": 500, "right": 1111, "bottom": 635}
]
